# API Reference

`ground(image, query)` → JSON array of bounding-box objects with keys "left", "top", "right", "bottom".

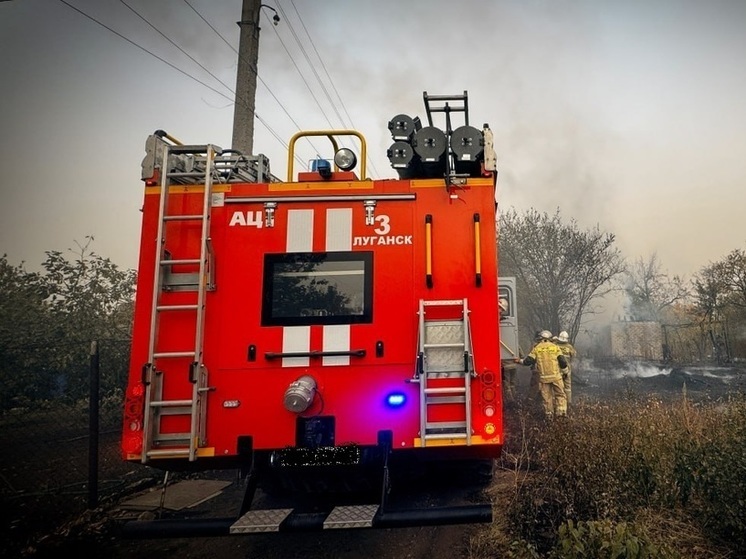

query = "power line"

[
  {"left": 182, "top": 0, "right": 312, "bottom": 165},
  {"left": 57, "top": 0, "right": 378, "bottom": 176},
  {"left": 281, "top": 0, "right": 381, "bottom": 177},
  {"left": 272, "top": 2, "right": 337, "bottom": 128},
  {"left": 57, "top": 0, "right": 230, "bottom": 101},
  {"left": 289, "top": 0, "right": 354, "bottom": 129},
  {"left": 57, "top": 0, "right": 301, "bottom": 167},
  {"left": 120, "top": 0, "right": 234, "bottom": 98}
]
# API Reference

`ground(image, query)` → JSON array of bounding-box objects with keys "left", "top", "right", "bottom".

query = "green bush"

[
  {"left": 551, "top": 519, "right": 678, "bottom": 559},
  {"left": 504, "top": 394, "right": 746, "bottom": 557}
]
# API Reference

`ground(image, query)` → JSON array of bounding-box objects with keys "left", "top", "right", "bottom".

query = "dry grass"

[{"left": 468, "top": 392, "right": 746, "bottom": 558}]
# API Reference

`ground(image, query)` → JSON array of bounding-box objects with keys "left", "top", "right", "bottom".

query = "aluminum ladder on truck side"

[
  {"left": 415, "top": 299, "right": 475, "bottom": 446},
  {"left": 140, "top": 142, "right": 218, "bottom": 463}
]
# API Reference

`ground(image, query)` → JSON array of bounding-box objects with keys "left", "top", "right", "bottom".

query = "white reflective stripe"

[
  {"left": 282, "top": 326, "right": 310, "bottom": 367},
  {"left": 323, "top": 325, "right": 350, "bottom": 366},
  {"left": 287, "top": 209, "right": 313, "bottom": 252},
  {"left": 284, "top": 210, "right": 312, "bottom": 367},
  {"left": 326, "top": 208, "right": 352, "bottom": 251},
  {"left": 284, "top": 209, "right": 353, "bottom": 367},
  {"left": 324, "top": 209, "right": 351, "bottom": 365}
]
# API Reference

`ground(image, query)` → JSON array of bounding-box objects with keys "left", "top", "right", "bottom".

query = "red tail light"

[{"left": 122, "top": 384, "right": 145, "bottom": 456}]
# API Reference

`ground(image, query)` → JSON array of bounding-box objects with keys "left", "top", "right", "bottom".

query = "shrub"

[
  {"left": 504, "top": 394, "right": 746, "bottom": 557},
  {"left": 551, "top": 519, "right": 678, "bottom": 558}
]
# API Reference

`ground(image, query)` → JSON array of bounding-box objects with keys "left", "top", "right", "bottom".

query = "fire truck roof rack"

[
  {"left": 141, "top": 131, "right": 280, "bottom": 185},
  {"left": 419, "top": 91, "right": 488, "bottom": 184},
  {"left": 422, "top": 91, "right": 469, "bottom": 128}
]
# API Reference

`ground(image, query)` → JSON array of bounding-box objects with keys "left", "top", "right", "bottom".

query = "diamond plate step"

[
  {"left": 323, "top": 504, "right": 379, "bottom": 529},
  {"left": 230, "top": 508, "right": 293, "bottom": 533}
]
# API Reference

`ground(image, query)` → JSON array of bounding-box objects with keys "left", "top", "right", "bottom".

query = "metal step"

[
  {"left": 426, "top": 395, "right": 466, "bottom": 405},
  {"left": 422, "top": 299, "right": 464, "bottom": 307},
  {"left": 230, "top": 509, "right": 293, "bottom": 534},
  {"left": 424, "top": 432, "right": 468, "bottom": 440},
  {"left": 153, "top": 351, "right": 195, "bottom": 359},
  {"left": 324, "top": 504, "right": 379, "bottom": 529},
  {"left": 163, "top": 214, "right": 204, "bottom": 221},
  {"left": 160, "top": 258, "right": 201, "bottom": 266},
  {"left": 424, "top": 386, "right": 466, "bottom": 395},
  {"left": 425, "top": 420, "right": 468, "bottom": 439},
  {"left": 146, "top": 448, "right": 191, "bottom": 458},
  {"left": 149, "top": 398, "right": 193, "bottom": 409},
  {"left": 168, "top": 144, "right": 215, "bottom": 155},
  {"left": 229, "top": 505, "right": 380, "bottom": 534},
  {"left": 426, "top": 420, "right": 467, "bottom": 431},
  {"left": 157, "top": 304, "right": 199, "bottom": 311}
]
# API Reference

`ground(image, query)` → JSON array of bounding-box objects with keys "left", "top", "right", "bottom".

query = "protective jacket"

[
  {"left": 521, "top": 340, "right": 567, "bottom": 382},
  {"left": 557, "top": 341, "right": 576, "bottom": 362}
]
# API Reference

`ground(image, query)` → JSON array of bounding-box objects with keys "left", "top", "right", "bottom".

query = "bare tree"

[
  {"left": 498, "top": 207, "right": 625, "bottom": 346},
  {"left": 718, "top": 248, "right": 746, "bottom": 309},
  {"left": 692, "top": 249, "right": 746, "bottom": 321},
  {"left": 692, "top": 247, "right": 746, "bottom": 362},
  {"left": 623, "top": 253, "right": 689, "bottom": 321}
]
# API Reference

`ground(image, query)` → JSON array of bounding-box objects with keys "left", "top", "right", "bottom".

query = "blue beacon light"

[{"left": 386, "top": 393, "right": 406, "bottom": 408}]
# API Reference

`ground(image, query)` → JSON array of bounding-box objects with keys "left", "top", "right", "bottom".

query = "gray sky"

[{"left": 1, "top": 0, "right": 745, "bottom": 279}]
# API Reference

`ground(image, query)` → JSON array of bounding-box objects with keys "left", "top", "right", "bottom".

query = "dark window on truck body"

[{"left": 261, "top": 252, "right": 373, "bottom": 326}]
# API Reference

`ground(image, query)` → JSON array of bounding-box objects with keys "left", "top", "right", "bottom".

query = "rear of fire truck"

[{"left": 121, "top": 91, "right": 503, "bottom": 536}]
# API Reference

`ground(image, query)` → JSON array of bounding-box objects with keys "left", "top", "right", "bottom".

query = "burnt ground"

[
  {"left": 18, "top": 361, "right": 746, "bottom": 559},
  {"left": 570, "top": 358, "right": 746, "bottom": 404}
]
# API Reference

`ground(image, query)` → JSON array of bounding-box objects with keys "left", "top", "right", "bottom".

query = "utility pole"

[
  {"left": 232, "top": 0, "right": 261, "bottom": 155},
  {"left": 232, "top": 0, "right": 279, "bottom": 155}
]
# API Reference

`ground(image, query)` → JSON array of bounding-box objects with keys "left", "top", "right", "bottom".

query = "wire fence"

[{"left": 0, "top": 339, "right": 162, "bottom": 556}]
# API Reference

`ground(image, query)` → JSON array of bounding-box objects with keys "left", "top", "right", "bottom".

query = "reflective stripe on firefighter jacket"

[{"left": 525, "top": 340, "right": 565, "bottom": 383}]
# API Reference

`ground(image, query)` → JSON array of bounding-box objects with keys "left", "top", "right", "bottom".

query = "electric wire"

[
  {"left": 57, "top": 0, "right": 381, "bottom": 177},
  {"left": 283, "top": 0, "right": 381, "bottom": 177},
  {"left": 264, "top": 14, "right": 335, "bottom": 131},
  {"left": 274, "top": 0, "right": 356, "bottom": 166},
  {"left": 183, "top": 1, "right": 306, "bottom": 139},
  {"left": 121, "top": 0, "right": 297, "bottom": 162},
  {"left": 57, "top": 0, "right": 300, "bottom": 168},
  {"left": 289, "top": 0, "right": 354, "bottom": 129},
  {"left": 183, "top": 0, "right": 315, "bottom": 165},
  {"left": 275, "top": 2, "right": 334, "bottom": 128},
  {"left": 120, "top": 0, "right": 235, "bottom": 98},
  {"left": 57, "top": 0, "right": 229, "bottom": 102}
]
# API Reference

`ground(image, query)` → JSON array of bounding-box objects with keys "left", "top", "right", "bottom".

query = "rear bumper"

[{"left": 122, "top": 502, "right": 493, "bottom": 537}]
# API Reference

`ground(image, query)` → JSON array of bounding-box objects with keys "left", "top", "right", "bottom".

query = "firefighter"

[
  {"left": 554, "top": 330, "right": 577, "bottom": 405},
  {"left": 527, "top": 330, "right": 542, "bottom": 403},
  {"left": 498, "top": 297, "right": 509, "bottom": 318},
  {"left": 516, "top": 330, "right": 568, "bottom": 418}
]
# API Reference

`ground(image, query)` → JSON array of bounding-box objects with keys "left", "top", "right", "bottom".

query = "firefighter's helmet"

[
  {"left": 539, "top": 330, "right": 552, "bottom": 340},
  {"left": 558, "top": 331, "right": 569, "bottom": 343},
  {"left": 498, "top": 298, "right": 508, "bottom": 314}
]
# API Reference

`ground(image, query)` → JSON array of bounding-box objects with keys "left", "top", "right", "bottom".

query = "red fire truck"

[{"left": 122, "top": 91, "right": 504, "bottom": 535}]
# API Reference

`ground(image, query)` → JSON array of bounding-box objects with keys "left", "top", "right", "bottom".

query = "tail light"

[
  {"left": 479, "top": 370, "right": 499, "bottom": 434},
  {"left": 122, "top": 383, "right": 145, "bottom": 456}
]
